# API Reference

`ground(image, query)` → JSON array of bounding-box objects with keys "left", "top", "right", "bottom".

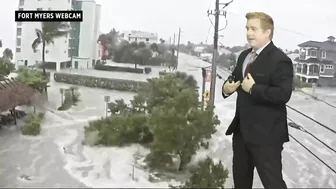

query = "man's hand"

[
  {"left": 242, "top": 73, "right": 255, "bottom": 93},
  {"left": 223, "top": 80, "right": 241, "bottom": 94}
]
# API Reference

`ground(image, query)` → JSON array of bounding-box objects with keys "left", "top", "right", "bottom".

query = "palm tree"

[{"left": 32, "top": 22, "right": 70, "bottom": 93}]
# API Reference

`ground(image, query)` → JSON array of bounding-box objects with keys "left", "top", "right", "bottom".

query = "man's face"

[{"left": 246, "top": 18, "right": 271, "bottom": 50}]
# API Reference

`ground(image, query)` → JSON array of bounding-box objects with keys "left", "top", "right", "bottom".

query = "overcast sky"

[{"left": 1, "top": 0, "right": 335, "bottom": 54}]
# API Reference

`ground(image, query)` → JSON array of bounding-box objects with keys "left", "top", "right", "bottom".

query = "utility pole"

[
  {"left": 208, "top": 0, "right": 232, "bottom": 106},
  {"left": 173, "top": 33, "right": 176, "bottom": 45},
  {"left": 176, "top": 27, "right": 181, "bottom": 68}
]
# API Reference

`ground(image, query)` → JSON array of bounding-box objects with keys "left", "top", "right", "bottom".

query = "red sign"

[{"left": 206, "top": 70, "right": 211, "bottom": 82}]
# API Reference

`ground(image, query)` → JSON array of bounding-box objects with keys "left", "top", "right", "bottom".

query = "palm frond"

[
  {"left": 32, "top": 38, "right": 41, "bottom": 52},
  {"left": 41, "top": 22, "right": 71, "bottom": 45}
]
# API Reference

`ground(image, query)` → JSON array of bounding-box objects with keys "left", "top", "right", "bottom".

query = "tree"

[
  {"left": 97, "top": 28, "right": 119, "bottom": 61},
  {"left": 0, "top": 57, "right": 15, "bottom": 77},
  {"left": 97, "top": 34, "right": 110, "bottom": 62},
  {"left": 158, "top": 39, "right": 168, "bottom": 56},
  {"left": 32, "top": 22, "right": 70, "bottom": 94},
  {"left": 16, "top": 68, "right": 48, "bottom": 93},
  {"left": 143, "top": 75, "right": 220, "bottom": 171},
  {"left": 138, "top": 41, "right": 146, "bottom": 48},
  {"left": 150, "top": 43, "right": 159, "bottom": 52},
  {"left": 134, "top": 47, "right": 153, "bottom": 66},
  {"left": 3, "top": 48, "right": 13, "bottom": 60},
  {"left": 16, "top": 68, "right": 49, "bottom": 113}
]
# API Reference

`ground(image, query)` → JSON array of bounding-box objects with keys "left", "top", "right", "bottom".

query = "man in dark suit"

[{"left": 222, "top": 12, "right": 293, "bottom": 189}]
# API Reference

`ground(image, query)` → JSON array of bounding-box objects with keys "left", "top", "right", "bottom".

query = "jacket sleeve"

[{"left": 250, "top": 57, "right": 294, "bottom": 105}]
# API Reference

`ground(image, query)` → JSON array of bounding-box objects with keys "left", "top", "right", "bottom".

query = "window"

[
  {"left": 19, "top": 0, "right": 24, "bottom": 6},
  {"left": 321, "top": 51, "right": 326, "bottom": 58},
  {"left": 16, "top": 38, "right": 21, "bottom": 46},
  {"left": 37, "top": 8, "right": 42, "bottom": 11},
  {"left": 17, "top": 28, "right": 22, "bottom": 36},
  {"left": 146, "top": 38, "right": 149, "bottom": 42},
  {"left": 16, "top": 48, "right": 21, "bottom": 52},
  {"left": 320, "top": 64, "right": 325, "bottom": 73},
  {"left": 308, "top": 50, "right": 317, "bottom": 57},
  {"left": 46, "top": 50, "right": 49, "bottom": 54},
  {"left": 326, "top": 65, "right": 333, "bottom": 69}
]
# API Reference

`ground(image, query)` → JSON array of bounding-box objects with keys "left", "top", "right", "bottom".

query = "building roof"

[
  {"left": 0, "top": 78, "right": 40, "bottom": 113},
  {"left": 127, "top": 31, "right": 158, "bottom": 39},
  {"left": 294, "top": 57, "right": 335, "bottom": 65},
  {"left": 298, "top": 40, "right": 336, "bottom": 51}
]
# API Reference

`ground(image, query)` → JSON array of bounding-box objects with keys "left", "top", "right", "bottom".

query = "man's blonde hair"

[{"left": 246, "top": 12, "right": 274, "bottom": 39}]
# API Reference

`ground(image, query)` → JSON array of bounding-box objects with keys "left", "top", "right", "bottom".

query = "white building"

[
  {"left": 15, "top": 0, "right": 101, "bottom": 71},
  {"left": 71, "top": 0, "right": 101, "bottom": 69},
  {"left": 120, "top": 30, "right": 158, "bottom": 44}
]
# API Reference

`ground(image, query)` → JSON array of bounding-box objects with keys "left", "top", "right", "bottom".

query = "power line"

[
  {"left": 225, "top": 11, "right": 314, "bottom": 39},
  {"left": 289, "top": 133, "right": 336, "bottom": 175},
  {"left": 287, "top": 117, "right": 336, "bottom": 154},
  {"left": 286, "top": 105, "right": 336, "bottom": 135},
  {"left": 298, "top": 90, "right": 336, "bottom": 109}
]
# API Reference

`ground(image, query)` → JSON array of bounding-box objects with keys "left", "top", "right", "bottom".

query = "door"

[{"left": 74, "top": 61, "right": 78, "bottom": 69}]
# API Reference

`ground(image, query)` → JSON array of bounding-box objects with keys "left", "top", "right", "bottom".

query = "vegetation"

[
  {"left": 58, "top": 87, "right": 80, "bottom": 111},
  {"left": 0, "top": 57, "right": 15, "bottom": 79},
  {"left": 170, "top": 157, "right": 229, "bottom": 188},
  {"left": 83, "top": 71, "right": 228, "bottom": 186},
  {"left": 3, "top": 48, "right": 13, "bottom": 60},
  {"left": 97, "top": 28, "right": 119, "bottom": 63},
  {"left": 54, "top": 73, "right": 147, "bottom": 92},
  {"left": 16, "top": 68, "right": 49, "bottom": 93},
  {"left": 218, "top": 53, "right": 236, "bottom": 69},
  {"left": 293, "top": 77, "right": 312, "bottom": 90},
  {"left": 21, "top": 113, "right": 44, "bottom": 136},
  {"left": 32, "top": 22, "right": 70, "bottom": 93},
  {"left": 97, "top": 28, "right": 177, "bottom": 68}
]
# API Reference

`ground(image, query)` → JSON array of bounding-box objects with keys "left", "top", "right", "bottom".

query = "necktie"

[{"left": 244, "top": 51, "right": 257, "bottom": 77}]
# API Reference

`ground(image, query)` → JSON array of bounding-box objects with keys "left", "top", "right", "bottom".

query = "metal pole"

[
  {"left": 105, "top": 101, "right": 108, "bottom": 117},
  {"left": 201, "top": 68, "right": 206, "bottom": 110},
  {"left": 176, "top": 27, "right": 181, "bottom": 68},
  {"left": 209, "top": 0, "right": 220, "bottom": 106},
  {"left": 104, "top": 96, "right": 110, "bottom": 117}
]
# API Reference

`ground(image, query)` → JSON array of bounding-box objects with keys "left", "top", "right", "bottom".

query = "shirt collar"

[{"left": 253, "top": 41, "right": 271, "bottom": 55}]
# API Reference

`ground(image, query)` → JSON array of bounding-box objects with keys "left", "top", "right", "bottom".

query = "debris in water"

[{"left": 20, "top": 174, "right": 32, "bottom": 181}]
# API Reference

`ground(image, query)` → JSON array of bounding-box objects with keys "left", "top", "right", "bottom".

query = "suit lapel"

[
  {"left": 250, "top": 41, "right": 275, "bottom": 73},
  {"left": 236, "top": 50, "right": 251, "bottom": 80}
]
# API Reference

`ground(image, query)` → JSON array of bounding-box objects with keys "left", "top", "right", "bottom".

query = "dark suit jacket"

[{"left": 222, "top": 41, "right": 293, "bottom": 145}]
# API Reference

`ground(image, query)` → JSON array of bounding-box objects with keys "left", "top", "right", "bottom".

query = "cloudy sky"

[{"left": 1, "top": 0, "right": 335, "bottom": 53}]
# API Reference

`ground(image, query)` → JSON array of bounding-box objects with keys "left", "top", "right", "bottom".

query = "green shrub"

[
  {"left": 54, "top": 73, "right": 147, "bottom": 92},
  {"left": 21, "top": 113, "right": 44, "bottom": 136},
  {"left": 170, "top": 157, "right": 229, "bottom": 188},
  {"left": 94, "top": 64, "right": 143, "bottom": 74},
  {"left": 159, "top": 71, "right": 171, "bottom": 76},
  {"left": 293, "top": 77, "right": 312, "bottom": 90},
  {"left": 84, "top": 113, "right": 153, "bottom": 147},
  {"left": 144, "top": 67, "right": 152, "bottom": 74}
]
